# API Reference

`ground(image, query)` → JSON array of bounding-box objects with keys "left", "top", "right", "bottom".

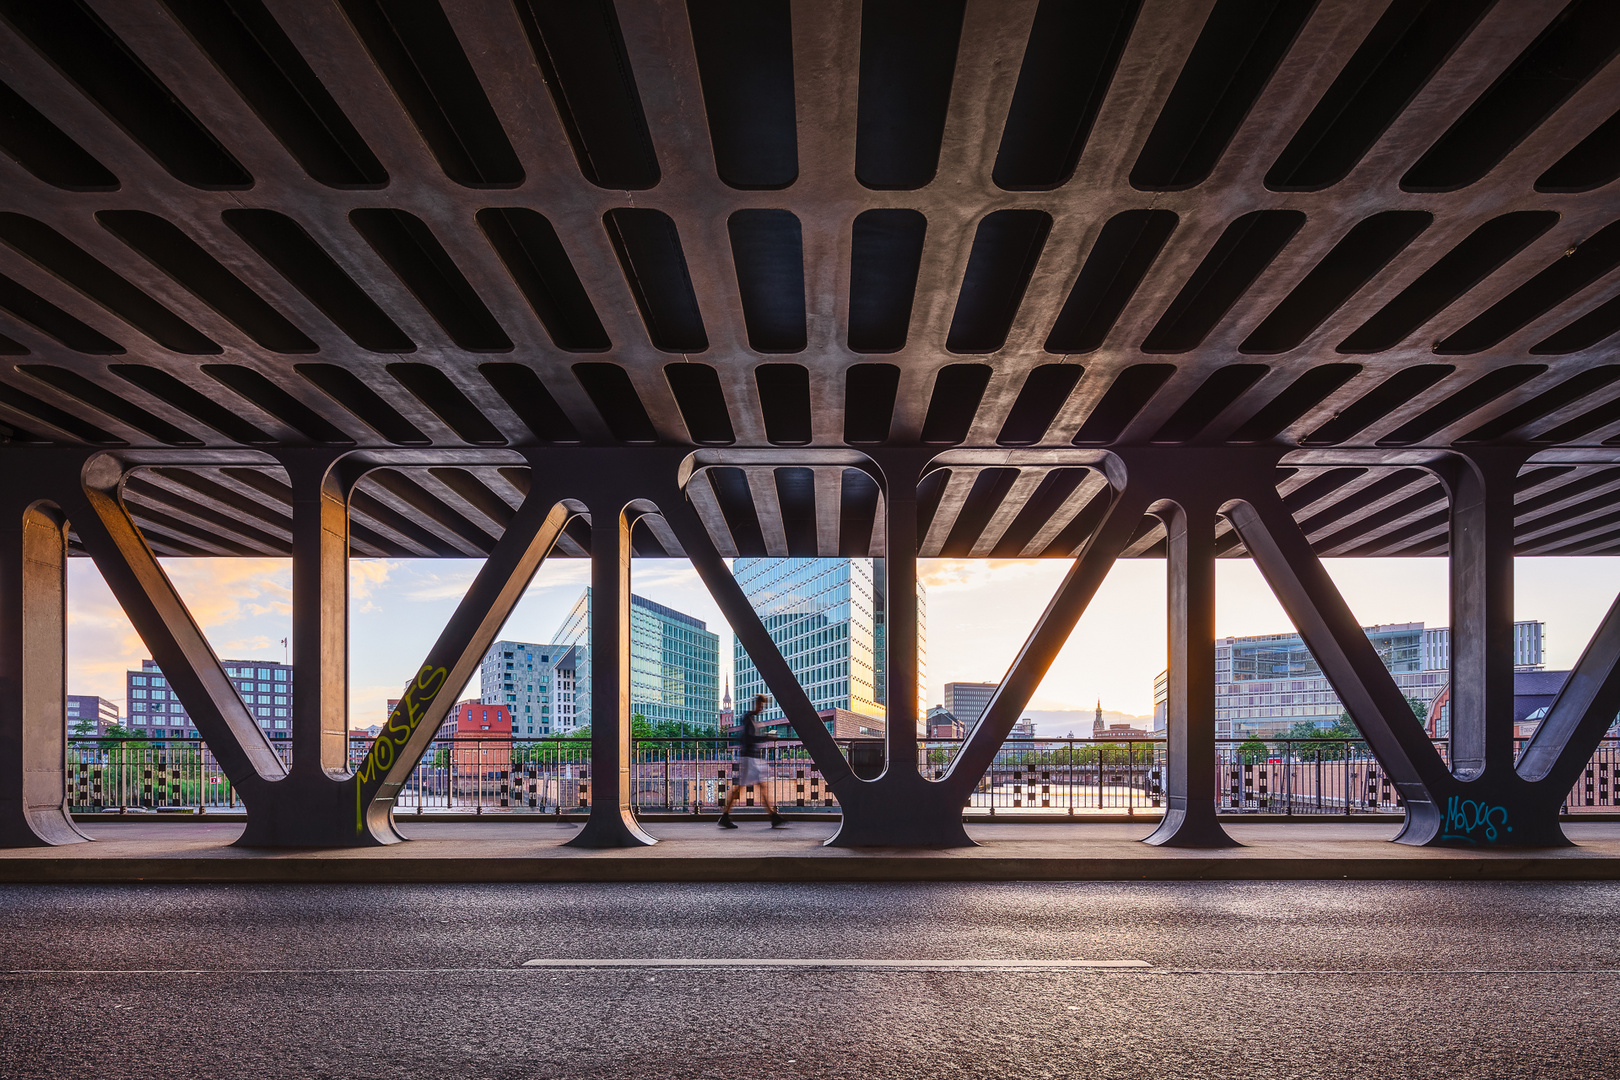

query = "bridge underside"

[{"left": 2, "top": 0, "right": 1620, "bottom": 850}]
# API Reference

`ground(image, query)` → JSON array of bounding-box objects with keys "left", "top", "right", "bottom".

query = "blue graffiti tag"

[{"left": 1440, "top": 795, "right": 1511, "bottom": 844}]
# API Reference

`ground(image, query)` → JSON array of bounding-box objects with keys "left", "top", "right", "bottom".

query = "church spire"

[{"left": 1093, "top": 699, "right": 1104, "bottom": 735}]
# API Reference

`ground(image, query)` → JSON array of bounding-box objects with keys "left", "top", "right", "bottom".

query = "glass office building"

[
  {"left": 553, "top": 589, "right": 721, "bottom": 731},
  {"left": 1203, "top": 620, "right": 1545, "bottom": 738},
  {"left": 732, "top": 558, "right": 927, "bottom": 732}
]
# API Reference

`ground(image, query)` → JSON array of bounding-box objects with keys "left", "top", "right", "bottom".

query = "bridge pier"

[
  {"left": 1145, "top": 498, "right": 1236, "bottom": 848},
  {"left": 567, "top": 486, "right": 657, "bottom": 848},
  {"left": 0, "top": 496, "right": 88, "bottom": 846}
]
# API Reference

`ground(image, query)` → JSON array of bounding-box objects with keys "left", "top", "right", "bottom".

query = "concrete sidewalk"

[{"left": 1, "top": 819, "right": 1618, "bottom": 883}]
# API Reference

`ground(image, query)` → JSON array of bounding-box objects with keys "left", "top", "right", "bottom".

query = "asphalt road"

[{"left": 0, "top": 881, "right": 1615, "bottom": 1079}]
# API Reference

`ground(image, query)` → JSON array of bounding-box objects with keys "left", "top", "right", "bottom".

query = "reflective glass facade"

[
  {"left": 1209, "top": 620, "right": 1545, "bottom": 738},
  {"left": 552, "top": 589, "right": 721, "bottom": 731},
  {"left": 732, "top": 558, "right": 927, "bottom": 731}
]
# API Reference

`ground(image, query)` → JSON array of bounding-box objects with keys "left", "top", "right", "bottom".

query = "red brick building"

[{"left": 442, "top": 700, "right": 512, "bottom": 781}]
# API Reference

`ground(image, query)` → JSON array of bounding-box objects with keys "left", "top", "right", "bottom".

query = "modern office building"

[
  {"left": 944, "top": 682, "right": 997, "bottom": 728},
  {"left": 479, "top": 641, "right": 578, "bottom": 737},
  {"left": 731, "top": 558, "right": 926, "bottom": 734},
  {"left": 66, "top": 695, "right": 119, "bottom": 736},
  {"left": 553, "top": 590, "right": 721, "bottom": 732},
  {"left": 1166, "top": 620, "right": 1548, "bottom": 739},
  {"left": 126, "top": 658, "right": 293, "bottom": 740}
]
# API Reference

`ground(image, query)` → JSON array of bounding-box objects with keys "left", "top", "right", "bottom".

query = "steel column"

[
  {"left": 0, "top": 495, "right": 87, "bottom": 846},
  {"left": 1445, "top": 450, "right": 1526, "bottom": 780},
  {"left": 280, "top": 450, "right": 351, "bottom": 779},
  {"left": 882, "top": 459, "right": 922, "bottom": 780},
  {"left": 1145, "top": 498, "right": 1236, "bottom": 847},
  {"left": 567, "top": 494, "right": 657, "bottom": 848}
]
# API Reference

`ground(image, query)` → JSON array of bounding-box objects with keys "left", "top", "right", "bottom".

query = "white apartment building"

[{"left": 479, "top": 640, "right": 577, "bottom": 737}]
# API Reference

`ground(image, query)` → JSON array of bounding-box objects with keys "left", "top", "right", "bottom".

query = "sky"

[{"left": 66, "top": 553, "right": 1620, "bottom": 736}]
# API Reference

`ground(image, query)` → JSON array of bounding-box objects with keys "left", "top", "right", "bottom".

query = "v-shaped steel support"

[
  {"left": 940, "top": 481, "right": 1150, "bottom": 803},
  {"left": 65, "top": 455, "right": 288, "bottom": 804},
  {"left": 1225, "top": 486, "right": 1450, "bottom": 843},
  {"left": 1518, "top": 588, "right": 1620, "bottom": 795},
  {"left": 64, "top": 450, "right": 576, "bottom": 846}
]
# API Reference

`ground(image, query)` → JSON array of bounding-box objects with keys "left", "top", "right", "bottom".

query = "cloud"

[
  {"left": 401, "top": 564, "right": 482, "bottom": 603},
  {"left": 163, "top": 558, "right": 292, "bottom": 628},
  {"left": 67, "top": 558, "right": 297, "bottom": 707},
  {"left": 349, "top": 559, "right": 397, "bottom": 611},
  {"left": 918, "top": 558, "right": 1059, "bottom": 590}
]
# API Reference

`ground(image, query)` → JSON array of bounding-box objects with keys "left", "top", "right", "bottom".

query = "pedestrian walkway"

[{"left": 2, "top": 820, "right": 1618, "bottom": 884}]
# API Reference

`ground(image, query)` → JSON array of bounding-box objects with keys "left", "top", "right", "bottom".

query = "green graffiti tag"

[{"left": 354, "top": 664, "right": 448, "bottom": 832}]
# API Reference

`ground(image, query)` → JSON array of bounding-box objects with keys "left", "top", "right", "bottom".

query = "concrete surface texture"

[
  {"left": 1, "top": 821, "right": 1618, "bottom": 883},
  {"left": 0, "top": 878, "right": 1615, "bottom": 1079}
]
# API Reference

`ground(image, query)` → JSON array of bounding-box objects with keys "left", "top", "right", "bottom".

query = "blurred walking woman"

[{"left": 719, "top": 693, "right": 786, "bottom": 829}]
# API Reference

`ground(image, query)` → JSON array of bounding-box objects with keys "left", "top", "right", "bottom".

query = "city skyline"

[{"left": 61, "top": 554, "right": 1620, "bottom": 736}]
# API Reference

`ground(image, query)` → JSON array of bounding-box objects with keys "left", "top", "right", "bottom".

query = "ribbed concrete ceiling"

[{"left": 2, "top": 0, "right": 1620, "bottom": 558}]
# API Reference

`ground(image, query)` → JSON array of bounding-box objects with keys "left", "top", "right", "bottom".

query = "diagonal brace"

[
  {"left": 657, "top": 484, "right": 855, "bottom": 795},
  {"left": 1224, "top": 489, "right": 1450, "bottom": 798},
  {"left": 355, "top": 486, "right": 577, "bottom": 838},
  {"left": 65, "top": 460, "right": 285, "bottom": 794},
  {"left": 941, "top": 483, "right": 1150, "bottom": 800},
  {"left": 1517, "top": 588, "right": 1620, "bottom": 791}
]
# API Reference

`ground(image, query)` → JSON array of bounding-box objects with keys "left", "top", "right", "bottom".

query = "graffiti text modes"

[
  {"left": 353, "top": 664, "right": 447, "bottom": 832},
  {"left": 1441, "top": 795, "right": 1511, "bottom": 844}
]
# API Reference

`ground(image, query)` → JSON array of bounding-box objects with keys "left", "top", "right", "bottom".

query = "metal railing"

[{"left": 64, "top": 735, "right": 1620, "bottom": 816}]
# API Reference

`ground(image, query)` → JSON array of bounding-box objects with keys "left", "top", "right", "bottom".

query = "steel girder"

[{"left": 1, "top": 445, "right": 1619, "bottom": 847}]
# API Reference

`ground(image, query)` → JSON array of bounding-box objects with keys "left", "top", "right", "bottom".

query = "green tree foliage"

[{"left": 1238, "top": 737, "right": 1270, "bottom": 764}]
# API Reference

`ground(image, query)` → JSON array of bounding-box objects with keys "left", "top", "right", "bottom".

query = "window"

[
  {"left": 274, "top": 669, "right": 288, "bottom": 682},
  {"left": 273, "top": 708, "right": 287, "bottom": 717},
  {"left": 132, "top": 676, "right": 147, "bottom": 686},
  {"left": 274, "top": 696, "right": 287, "bottom": 705},
  {"left": 274, "top": 719, "right": 287, "bottom": 728}
]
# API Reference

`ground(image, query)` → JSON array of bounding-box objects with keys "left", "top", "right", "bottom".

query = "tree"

[
  {"left": 1283, "top": 711, "right": 1369, "bottom": 759},
  {"left": 1238, "top": 737, "right": 1270, "bottom": 764},
  {"left": 70, "top": 717, "right": 96, "bottom": 739}
]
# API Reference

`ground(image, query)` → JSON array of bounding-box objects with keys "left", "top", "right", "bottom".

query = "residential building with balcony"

[{"left": 479, "top": 640, "right": 578, "bottom": 737}]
